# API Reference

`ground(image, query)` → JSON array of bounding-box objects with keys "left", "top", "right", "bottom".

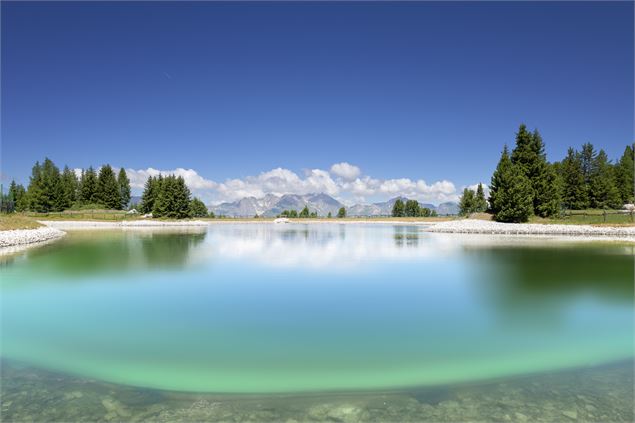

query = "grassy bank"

[{"left": 0, "top": 214, "right": 43, "bottom": 230}]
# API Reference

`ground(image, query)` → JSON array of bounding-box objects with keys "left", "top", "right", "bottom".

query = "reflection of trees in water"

[
  {"left": 15, "top": 230, "right": 207, "bottom": 278},
  {"left": 465, "top": 245, "right": 634, "bottom": 310},
  {"left": 394, "top": 226, "right": 419, "bottom": 248}
]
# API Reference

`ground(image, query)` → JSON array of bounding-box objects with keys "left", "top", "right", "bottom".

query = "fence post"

[
  {"left": 631, "top": 210, "right": 634, "bottom": 223},
  {"left": 603, "top": 209, "right": 606, "bottom": 223}
]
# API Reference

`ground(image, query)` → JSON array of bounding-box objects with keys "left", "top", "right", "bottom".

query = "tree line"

[
  {"left": 138, "top": 174, "right": 210, "bottom": 218},
  {"left": 5, "top": 158, "right": 131, "bottom": 213},
  {"left": 391, "top": 199, "right": 437, "bottom": 217},
  {"left": 277, "top": 206, "right": 347, "bottom": 218},
  {"left": 460, "top": 124, "right": 634, "bottom": 222},
  {"left": 4, "top": 158, "right": 211, "bottom": 219}
]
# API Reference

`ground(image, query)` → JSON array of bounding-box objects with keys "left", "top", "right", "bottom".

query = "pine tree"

[
  {"left": 97, "top": 164, "right": 122, "bottom": 209},
  {"left": 589, "top": 150, "right": 621, "bottom": 209},
  {"left": 488, "top": 146, "right": 511, "bottom": 215},
  {"left": 492, "top": 162, "right": 534, "bottom": 223},
  {"left": 80, "top": 167, "right": 99, "bottom": 205},
  {"left": 560, "top": 147, "right": 588, "bottom": 210},
  {"left": 299, "top": 205, "right": 310, "bottom": 218},
  {"left": 474, "top": 183, "right": 488, "bottom": 212},
  {"left": 118, "top": 168, "right": 131, "bottom": 210},
  {"left": 404, "top": 199, "right": 420, "bottom": 217},
  {"left": 153, "top": 175, "right": 192, "bottom": 219},
  {"left": 27, "top": 159, "right": 61, "bottom": 212},
  {"left": 327, "top": 211, "right": 332, "bottom": 218},
  {"left": 580, "top": 142, "right": 596, "bottom": 184},
  {"left": 614, "top": 144, "right": 634, "bottom": 204},
  {"left": 459, "top": 188, "right": 476, "bottom": 216},
  {"left": 392, "top": 199, "right": 405, "bottom": 217},
  {"left": 510, "top": 127, "right": 560, "bottom": 217},
  {"left": 337, "top": 207, "right": 346, "bottom": 218},
  {"left": 7, "top": 180, "right": 26, "bottom": 212},
  {"left": 189, "top": 197, "right": 208, "bottom": 217},
  {"left": 140, "top": 176, "right": 158, "bottom": 214},
  {"left": 59, "top": 166, "right": 78, "bottom": 210}
]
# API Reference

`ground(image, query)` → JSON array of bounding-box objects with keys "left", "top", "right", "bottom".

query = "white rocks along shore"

[
  {"left": 0, "top": 226, "right": 66, "bottom": 248},
  {"left": 426, "top": 219, "right": 635, "bottom": 238}
]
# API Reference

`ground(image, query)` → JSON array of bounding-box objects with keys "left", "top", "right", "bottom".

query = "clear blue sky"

[{"left": 1, "top": 1, "right": 633, "bottom": 202}]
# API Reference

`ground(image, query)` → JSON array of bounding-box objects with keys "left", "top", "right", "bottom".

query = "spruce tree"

[
  {"left": 337, "top": 207, "right": 346, "bottom": 218},
  {"left": 392, "top": 199, "right": 405, "bottom": 217},
  {"left": 97, "top": 164, "right": 122, "bottom": 209},
  {"left": 510, "top": 127, "right": 560, "bottom": 217},
  {"left": 140, "top": 176, "right": 156, "bottom": 214},
  {"left": 589, "top": 150, "right": 621, "bottom": 209},
  {"left": 404, "top": 199, "right": 420, "bottom": 217},
  {"left": 27, "top": 159, "right": 61, "bottom": 212},
  {"left": 189, "top": 197, "right": 208, "bottom": 217},
  {"left": 299, "top": 205, "right": 310, "bottom": 218},
  {"left": 459, "top": 188, "right": 476, "bottom": 216},
  {"left": 488, "top": 146, "right": 511, "bottom": 215},
  {"left": 492, "top": 162, "right": 533, "bottom": 223},
  {"left": 80, "top": 167, "right": 99, "bottom": 205},
  {"left": 580, "top": 142, "right": 596, "bottom": 184},
  {"left": 59, "top": 166, "right": 78, "bottom": 210},
  {"left": 615, "top": 144, "right": 634, "bottom": 204},
  {"left": 560, "top": 147, "right": 588, "bottom": 209},
  {"left": 118, "top": 168, "right": 131, "bottom": 210},
  {"left": 474, "top": 183, "right": 488, "bottom": 212},
  {"left": 153, "top": 175, "right": 191, "bottom": 219}
]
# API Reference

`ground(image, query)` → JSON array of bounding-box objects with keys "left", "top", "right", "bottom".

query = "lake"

[{"left": 1, "top": 224, "right": 633, "bottom": 421}]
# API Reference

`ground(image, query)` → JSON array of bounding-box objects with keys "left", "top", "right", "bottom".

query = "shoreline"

[
  {"left": 1, "top": 218, "right": 634, "bottom": 253},
  {"left": 0, "top": 227, "right": 66, "bottom": 254}
]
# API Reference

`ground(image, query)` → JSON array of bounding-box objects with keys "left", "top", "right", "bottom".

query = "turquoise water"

[{"left": 1, "top": 224, "right": 633, "bottom": 396}]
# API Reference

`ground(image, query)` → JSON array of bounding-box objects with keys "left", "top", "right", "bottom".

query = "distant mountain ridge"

[{"left": 209, "top": 193, "right": 458, "bottom": 217}]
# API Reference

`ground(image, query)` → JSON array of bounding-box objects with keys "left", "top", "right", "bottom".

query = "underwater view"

[{"left": 1, "top": 224, "right": 634, "bottom": 421}]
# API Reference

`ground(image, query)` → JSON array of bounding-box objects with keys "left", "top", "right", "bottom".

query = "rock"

[
  {"left": 562, "top": 410, "right": 578, "bottom": 419},
  {"left": 514, "top": 412, "right": 529, "bottom": 421}
]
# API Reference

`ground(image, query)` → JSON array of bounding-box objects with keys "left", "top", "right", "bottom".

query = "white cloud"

[
  {"left": 123, "top": 162, "right": 464, "bottom": 205},
  {"left": 125, "top": 167, "right": 217, "bottom": 190},
  {"left": 330, "top": 162, "right": 361, "bottom": 181}
]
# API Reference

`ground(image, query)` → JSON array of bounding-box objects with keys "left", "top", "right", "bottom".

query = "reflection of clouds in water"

[
  {"left": 196, "top": 225, "right": 460, "bottom": 269},
  {"left": 193, "top": 225, "right": 635, "bottom": 270}
]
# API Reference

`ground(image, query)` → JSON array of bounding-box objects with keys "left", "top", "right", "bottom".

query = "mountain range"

[{"left": 209, "top": 193, "right": 459, "bottom": 217}]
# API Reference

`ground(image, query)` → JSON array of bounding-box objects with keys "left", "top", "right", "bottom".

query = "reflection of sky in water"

[{"left": 1, "top": 224, "right": 633, "bottom": 393}]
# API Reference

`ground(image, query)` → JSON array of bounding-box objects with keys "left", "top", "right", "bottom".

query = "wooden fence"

[{"left": 561, "top": 210, "right": 634, "bottom": 223}]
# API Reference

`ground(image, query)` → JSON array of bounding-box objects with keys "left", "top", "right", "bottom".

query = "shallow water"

[{"left": 1, "top": 224, "right": 633, "bottom": 421}]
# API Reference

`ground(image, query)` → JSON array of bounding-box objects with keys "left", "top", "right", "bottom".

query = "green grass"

[
  {"left": 25, "top": 209, "right": 142, "bottom": 221},
  {"left": 530, "top": 210, "right": 635, "bottom": 226},
  {"left": 0, "top": 214, "right": 43, "bottom": 230}
]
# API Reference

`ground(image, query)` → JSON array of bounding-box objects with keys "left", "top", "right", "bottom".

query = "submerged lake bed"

[{"left": 1, "top": 224, "right": 633, "bottom": 421}]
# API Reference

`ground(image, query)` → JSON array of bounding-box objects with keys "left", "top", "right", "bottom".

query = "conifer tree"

[
  {"left": 7, "top": 180, "right": 26, "bottom": 212},
  {"left": 59, "top": 166, "right": 78, "bottom": 210},
  {"left": 140, "top": 176, "right": 157, "bottom": 214},
  {"left": 189, "top": 197, "right": 208, "bottom": 217},
  {"left": 459, "top": 188, "right": 476, "bottom": 216},
  {"left": 492, "top": 162, "right": 533, "bottom": 223},
  {"left": 589, "top": 150, "right": 621, "bottom": 209},
  {"left": 153, "top": 175, "right": 191, "bottom": 219},
  {"left": 97, "top": 164, "right": 122, "bottom": 209},
  {"left": 560, "top": 147, "right": 588, "bottom": 209},
  {"left": 392, "top": 199, "right": 405, "bottom": 217},
  {"left": 80, "top": 167, "right": 99, "bottom": 205},
  {"left": 580, "top": 142, "right": 596, "bottom": 185},
  {"left": 474, "top": 183, "right": 488, "bottom": 212},
  {"left": 27, "top": 159, "right": 61, "bottom": 212},
  {"left": 510, "top": 127, "right": 560, "bottom": 217},
  {"left": 488, "top": 146, "right": 511, "bottom": 215},
  {"left": 337, "top": 207, "right": 346, "bottom": 218},
  {"left": 117, "top": 168, "right": 131, "bottom": 210},
  {"left": 615, "top": 144, "right": 634, "bottom": 204},
  {"left": 327, "top": 211, "right": 332, "bottom": 218},
  {"left": 403, "top": 199, "right": 419, "bottom": 217},
  {"left": 299, "top": 205, "right": 310, "bottom": 218}
]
